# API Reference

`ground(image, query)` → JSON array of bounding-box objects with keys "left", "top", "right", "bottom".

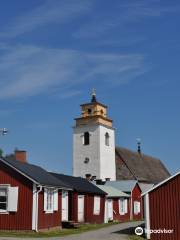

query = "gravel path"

[
  {"left": 55, "top": 221, "right": 143, "bottom": 240},
  {"left": 0, "top": 221, "right": 144, "bottom": 240}
]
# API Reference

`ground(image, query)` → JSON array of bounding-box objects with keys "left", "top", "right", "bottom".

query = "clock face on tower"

[{"left": 84, "top": 157, "right": 90, "bottom": 164}]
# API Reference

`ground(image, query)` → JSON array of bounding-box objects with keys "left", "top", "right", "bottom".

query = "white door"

[
  {"left": 62, "top": 190, "right": 68, "bottom": 221},
  {"left": 107, "top": 199, "right": 113, "bottom": 220},
  {"left": 78, "top": 195, "right": 84, "bottom": 222}
]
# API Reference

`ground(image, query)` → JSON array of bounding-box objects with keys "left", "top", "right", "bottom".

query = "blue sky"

[{"left": 0, "top": 0, "right": 179, "bottom": 175}]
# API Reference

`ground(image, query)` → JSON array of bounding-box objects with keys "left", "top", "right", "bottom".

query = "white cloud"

[
  {"left": 74, "top": 1, "right": 180, "bottom": 39},
  {"left": 24, "top": 121, "right": 62, "bottom": 130},
  {"left": 58, "top": 90, "right": 82, "bottom": 99},
  {"left": 0, "top": 0, "right": 92, "bottom": 39},
  {"left": 0, "top": 44, "right": 146, "bottom": 100}
]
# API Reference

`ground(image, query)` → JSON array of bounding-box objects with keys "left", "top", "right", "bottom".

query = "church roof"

[{"left": 115, "top": 146, "right": 170, "bottom": 184}]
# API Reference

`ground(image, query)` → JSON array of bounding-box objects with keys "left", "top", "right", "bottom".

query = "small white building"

[{"left": 97, "top": 185, "right": 130, "bottom": 223}]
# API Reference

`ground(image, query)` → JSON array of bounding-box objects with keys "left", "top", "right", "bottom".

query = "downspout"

[{"left": 35, "top": 185, "right": 42, "bottom": 232}]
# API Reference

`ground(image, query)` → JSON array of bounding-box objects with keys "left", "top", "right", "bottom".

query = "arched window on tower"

[
  {"left": 105, "top": 132, "right": 110, "bottom": 146},
  {"left": 83, "top": 132, "right": 90, "bottom": 145}
]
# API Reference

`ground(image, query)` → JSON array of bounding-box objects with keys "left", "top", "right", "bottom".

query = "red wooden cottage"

[
  {"left": 96, "top": 185, "right": 130, "bottom": 222},
  {"left": 51, "top": 173, "right": 106, "bottom": 224},
  {"left": 142, "top": 171, "right": 180, "bottom": 240},
  {"left": 0, "top": 151, "right": 71, "bottom": 231},
  {"left": 105, "top": 180, "right": 143, "bottom": 220}
]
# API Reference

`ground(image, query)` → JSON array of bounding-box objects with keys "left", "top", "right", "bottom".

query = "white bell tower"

[{"left": 73, "top": 90, "right": 116, "bottom": 181}]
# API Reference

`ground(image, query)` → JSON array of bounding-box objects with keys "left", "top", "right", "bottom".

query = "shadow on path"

[{"left": 112, "top": 223, "right": 145, "bottom": 238}]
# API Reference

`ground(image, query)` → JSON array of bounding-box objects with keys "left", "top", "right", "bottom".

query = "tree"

[{"left": 0, "top": 148, "right": 3, "bottom": 157}]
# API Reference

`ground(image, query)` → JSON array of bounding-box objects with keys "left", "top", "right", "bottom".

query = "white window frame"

[
  {"left": 134, "top": 201, "right": 141, "bottom": 215},
  {"left": 0, "top": 186, "right": 8, "bottom": 213},
  {"left": 119, "top": 198, "right": 128, "bottom": 215},
  {"left": 93, "top": 196, "right": 101, "bottom": 215},
  {"left": 53, "top": 189, "right": 58, "bottom": 211},
  {"left": 44, "top": 188, "right": 58, "bottom": 213},
  {"left": 0, "top": 185, "right": 18, "bottom": 214}
]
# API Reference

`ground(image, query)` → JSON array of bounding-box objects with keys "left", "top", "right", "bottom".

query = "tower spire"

[
  {"left": 137, "top": 138, "right": 141, "bottom": 154},
  {"left": 91, "top": 88, "right": 97, "bottom": 103}
]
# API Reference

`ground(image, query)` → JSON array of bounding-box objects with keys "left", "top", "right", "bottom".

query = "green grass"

[
  {"left": 128, "top": 235, "right": 146, "bottom": 240},
  {"left": 0, "top": 222, "right": 118, "bottom": 238}
]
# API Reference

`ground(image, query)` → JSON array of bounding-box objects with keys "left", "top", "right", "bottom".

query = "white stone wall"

[
  {"left": 99, "top": 125, "right": 116, "bottom": 180},
  {"left": 73, "top": 124, "right": 100, "bottom": 178},
  {"left": 73, "top": 124, "right": 116, "bottom": 180}
]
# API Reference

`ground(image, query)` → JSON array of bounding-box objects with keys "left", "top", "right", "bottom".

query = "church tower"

[{"left": 73, "top": 90, "right": 116, "bottom": 181}]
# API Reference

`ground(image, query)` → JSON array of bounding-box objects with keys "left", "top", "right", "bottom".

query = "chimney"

[
  {"left": 91, "top": 176, "right": 96, "bottom": 181},
  {"left": 105, "top": 177, "right": 110, "bottom": 182},
  {"left": 95, "top": 179, "right": 103, "bottom": 185},
  {"left": 15, "top": 150, "right": 27, "bottom": 163},
  {"left": 85, "top": 173, "right": 92, "bottom": 181}
]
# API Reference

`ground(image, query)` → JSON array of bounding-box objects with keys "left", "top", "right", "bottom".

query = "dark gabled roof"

[
  {"left": 50, "top": 173, "right": 106, "bottom": 195},
  {"left": 116, "top": 146, "right": 171, "bottom": 184},
  {"left": 0, "top": 157, "right": 71, "bottom": 189}
]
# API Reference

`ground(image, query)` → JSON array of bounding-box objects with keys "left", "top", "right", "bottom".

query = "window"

[
  {"left": 134, "top": 201, "right": 140, "bottom": 215},
  {"left": 119, "top": 198, "right": 128, "bottom": 215},
  {"left": 47, "top": 189, "right": 53, "bottom": 211},
  {"left": 105, "top": 132, "right": 110, "bottom": 146},
  {"left": 44, "top": 188, "right": 58, "bottom": 213},
  {"left": 88, "top": 108, "right": 92, "bottom": 115},
  {"left": 83, "top": 132, "right": 90, "bottom": 145},
  {"left": 93, "top": 196, "right": 100, "bottom": 215},
  {"left": 0, "top": 186, "right": 18, "bottom": 213},
  {"left": 0, "top": 188, "right": 8, "bottom": 212}
]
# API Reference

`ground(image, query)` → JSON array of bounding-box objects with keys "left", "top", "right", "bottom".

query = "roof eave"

[
  {"left": 0, "top": 158, "right": 39, "bottom": 185},
  {"left": 0, "top": 158, "right": 73, "bottom": 190}
]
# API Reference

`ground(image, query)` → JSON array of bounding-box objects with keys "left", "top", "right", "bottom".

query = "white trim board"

[{"left": 32, "top": 184, "right": 37, "bottom": 230}]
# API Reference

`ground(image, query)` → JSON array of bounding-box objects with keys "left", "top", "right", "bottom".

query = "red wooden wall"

[
  {"left": 132, "top": 184, "right": 142, "bottom": 220},
  {"left": 85, "top": 194, "right": 105, "bottom": 223},
  {"left": 69, "top": 191, "right": 105, "bottom": 223},
  {"left": 113, "top": 198, "right": 130, "bottom": 221},
  {"left": 0, "top": 162, "right": 33, "bottom": 230},
  {"left": 149, "top": 175, "right": 180, "bottom": 240},
  {"left": 38, "top": 189, "right": 62, "bottom": 230},
  {"left": 69, "top": 191, "right": 78, "bottom": 222}
]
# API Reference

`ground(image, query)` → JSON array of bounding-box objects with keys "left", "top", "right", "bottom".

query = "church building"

[{"left": 73, "top": 92, "right": 170, "bottom": 184}]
